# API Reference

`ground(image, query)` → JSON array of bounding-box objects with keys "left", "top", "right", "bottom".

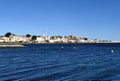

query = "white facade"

[
  {"left": 36, "top": 36, "right": 45, "bottom": 43},
  {"left": 0, "top": 40, "right": 4, "bottom": 42}
]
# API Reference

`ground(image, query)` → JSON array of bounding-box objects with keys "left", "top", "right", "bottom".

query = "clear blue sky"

[{"left": 0, "top": 0, "right": 120, "bottom": 40}]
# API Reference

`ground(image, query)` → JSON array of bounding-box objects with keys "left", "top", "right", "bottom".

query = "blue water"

[{"left": 0, "top": 43, "right": 120, "bottom": 80}]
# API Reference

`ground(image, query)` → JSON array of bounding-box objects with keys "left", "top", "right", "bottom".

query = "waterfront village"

[{"left": 0, "top": 32, "right": 120, "bottom": 44}]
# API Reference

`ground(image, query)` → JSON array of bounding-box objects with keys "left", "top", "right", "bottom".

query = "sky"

[{"left": 0, "top": 0, "right": 120, "bottom": 40}]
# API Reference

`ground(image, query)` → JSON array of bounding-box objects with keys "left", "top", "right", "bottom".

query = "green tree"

[
  {"left": 31, "top": 35, "right": 37, "bottom": 41},
  {"left": 13, "top": 34, "right": 16, "bottom": 36},
  {"left": 5, "top": 32, "right": 12, "bottom": 37},
  {"left": 26, "top": 34, "right": 31, "bottom": 38},
  {"left": 83, "top": 37, "right": 88, "bottom": 40}
]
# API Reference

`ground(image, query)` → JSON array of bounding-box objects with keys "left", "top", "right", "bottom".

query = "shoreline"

[
  {"left": 22, "top": 42, "right": 120, "bottom": 45},
  {"left": 1, "top": 42, "right": 120, "bottom": 45}
]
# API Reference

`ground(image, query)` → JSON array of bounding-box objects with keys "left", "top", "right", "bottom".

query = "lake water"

[{"left": 0, "top": 43, "right": 120, "bottom": 80}]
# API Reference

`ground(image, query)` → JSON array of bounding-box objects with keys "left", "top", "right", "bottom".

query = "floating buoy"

[
  {"left": 111, "top": 50, "right": 114, "bottom": 53},
  {"left": 62, "top": 46, "right": 64, "bottom": 48},
  {"left": 73, "top": 47, "right": 76, "bottom": 49}
]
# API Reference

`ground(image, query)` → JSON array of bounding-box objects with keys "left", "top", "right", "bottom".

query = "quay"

[{"left": 0, "top": 45, "right": 24, "bottom": 48}]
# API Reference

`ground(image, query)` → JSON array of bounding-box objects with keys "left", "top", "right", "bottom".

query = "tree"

[
  {"left": 26, "top": 34, "right": 31, "bottom": 38},
  {"left": 13, "top": 34, "right": 16, "bottom": 36},
  {"left": 31, "top": 35, "right": 37, "bottom": 41},
  {"left": 83, "top": 37, "right": 88, "bottom": 40},
  {"left": 5, "top": 32, "right": 12, "bottom": 37}
]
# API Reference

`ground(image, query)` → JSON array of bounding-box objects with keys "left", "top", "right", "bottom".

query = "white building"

[{"left": 36, "top": 36, "right": 46, "bottom": 43}]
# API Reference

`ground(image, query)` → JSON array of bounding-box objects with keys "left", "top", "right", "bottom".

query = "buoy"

[
  {"left": 62, "top": 46, "right": 64, "bottom": 48},
  {"left": 73, "top": 47, "right": 76, "bottom": 49},
  {"left": 111, "top": 50, "right": 114, "bottom": 53}
]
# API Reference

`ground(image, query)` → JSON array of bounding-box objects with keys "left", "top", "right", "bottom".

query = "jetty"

[{"left": 0, "top": 45, "right": 24, "bottom": 48}]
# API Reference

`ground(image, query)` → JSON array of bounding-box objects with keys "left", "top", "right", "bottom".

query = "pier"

[{"left": 0, "top": 45, "right": 24, "bottom": 48}]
